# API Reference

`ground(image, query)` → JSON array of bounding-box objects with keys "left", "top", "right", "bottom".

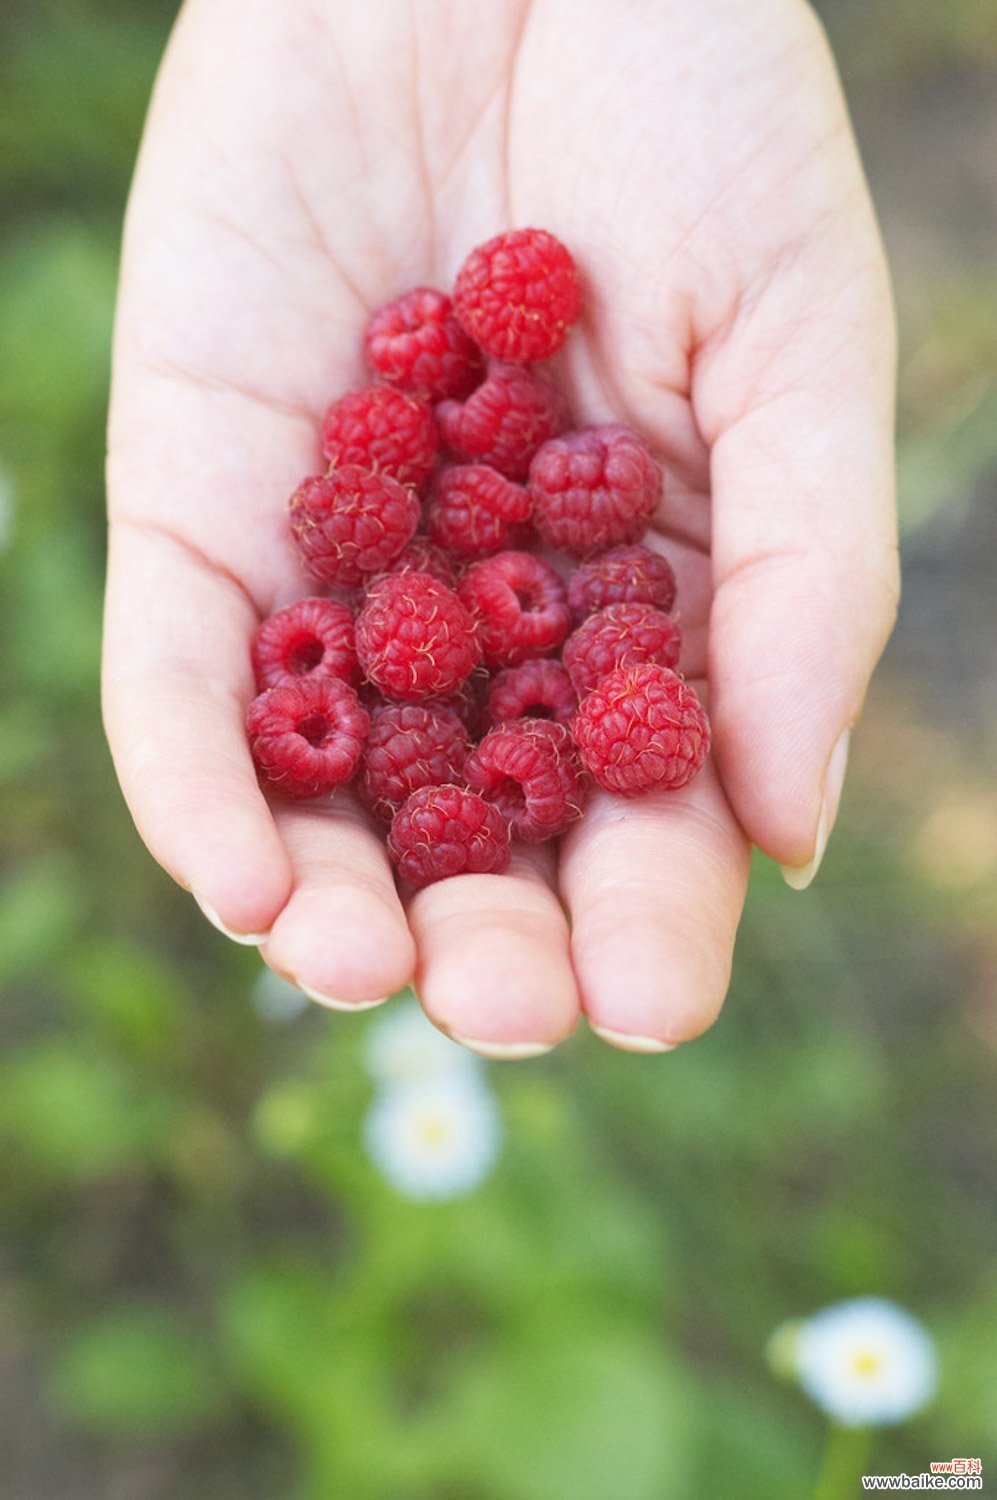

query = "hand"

[{"left": 104, "top": 0, "right": 898, "bottom": 1054}]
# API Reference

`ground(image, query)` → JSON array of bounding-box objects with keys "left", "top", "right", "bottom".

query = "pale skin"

[{"left": 103, "top": 0, "right": 899, "bottom": 1055}]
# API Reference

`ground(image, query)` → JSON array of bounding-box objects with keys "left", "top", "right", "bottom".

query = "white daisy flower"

[
  {"left": 794, "top": 1298, "right": 938, "bottom": 1427},
  {"left": 363, "top": 997, "right": 482, "bottom": 1088},
  {"left": 364, "top": 1075, "right": 501, "bottom": 1200},
  {"left": 251, "top": 967, "right": 310, "bottom": 1024}
]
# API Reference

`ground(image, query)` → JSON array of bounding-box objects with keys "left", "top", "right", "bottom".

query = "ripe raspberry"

[
  {"left": 289, "top": 468, "right": 419, "bottom": 587},
  {"left": 364, "top": 286, "right": 484, "bottom": 402},
  {"left": 485, "top": 659, "right": 577, "bottom": 728},
  {"left": 457, "top": 551, "right": 570, "bottom": 668},
  {"left": 567, "top": 543, "right": 677, "bottom": 623},
  {"left": 453, "top": 229, "right": 581, "bottom": 364},
  {"left": 424, "top": 669, "right": 490, "bottom": 739},
  {"left": 426, "top": 464, "right": 531, "bottom": 560},
  {"left": 465, "top": 719, "right": 586, "bottom": 843},
  {"left": 388, "top": 785, "right": 511, "bottom": 887},
  {"left": 562, "top": 602, "right": 682, "bottom": 698},
  {"left": 320, "top": 385, "right": 438, "bottom": 488},
  {"left": 529, "top": 425, "right": 663, "bottom": 555},
  {"left": 436, "top": 360, "right": 568, "bottom": 481},
  {"left": 571, "top": 663, "right": 710, "bottom": 796},
  {"left": 358, "top": 703, "right": 470, "bottom": 823},
  {"left": 378, "top": 536, "right": 460, "bottom": 589},
  {"left": 251, "top": 598, "right": 358, "bottom": 691},
  {"left": 356, "top": 571, "right": 481, "bottom": 701},
  {"left": 247, "top": 676, "right": 369, "bottom": 798}
]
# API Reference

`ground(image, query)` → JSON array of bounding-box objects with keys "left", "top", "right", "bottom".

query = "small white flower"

[
  {"left": 0, "top": 461, "right": 15, "bottom": 554},
  {"left": 364, "top": 1075, "right": 501, "bottom": 1199},
  {"left": 251, "top": 967, "right": 310, "bottom": 1024},
  {"left": 794, "top": 1298, "right": 938, "bottom": 1427},
  {"left": 364, "top": 997, "right": 482, "bottom": 1088}
]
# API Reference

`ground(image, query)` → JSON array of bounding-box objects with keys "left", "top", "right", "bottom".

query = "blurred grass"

[{"left": 1, "top": 2, "right": 995, "bottom": 1497}]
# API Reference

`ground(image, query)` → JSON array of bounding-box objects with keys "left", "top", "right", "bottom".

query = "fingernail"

[
  {"left": 298, "top": 984, "right": 388, "bottom": 1013},
  {"left": 194, "top": 893, "right": 271, "bottom": 946},
  {"left": 589, "top": 1024, "right": 676, "bottom": 1054},
  {"left": 780, "top": 727, "right": 851, "bottom": 891},
  {"left": 450, "top": 1036, "right": 554, "bottom": 1060}
]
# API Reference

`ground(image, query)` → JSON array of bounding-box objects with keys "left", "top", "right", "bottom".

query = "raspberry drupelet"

[
  {"left": 453, "top": 228, "right": 581, "bottom": 364},
  {"left": 465, "top": 719, "right": 586, "bottom": 843},
  {"left": 247, "top": 677, "right": 370, "bottom": 798},
  {"left": 289, "top": 468, "right": 419, "bottom": 588},
  {"left": 457, "top": 550, "right": 570, "bottom": 668},
  {"left": 251, "top": 597, "right": 358, "bottom": 691},
  {"left": 571, "top": 663, "right": 710, "bottom": 796},
  {"left": 567, "top": 542, "right": 678, "bottom": 624},
  {"left": 378, "top": 536, "right": 460, "bottom": 589},
  {"left": 529, "top": 424, "right": 663, "bottom": 555},
  {"left": 364, "top": 286, "right": 484, "bottom": 402},
  {"left": 426, "top": 463, "right": 532, "bottom": 560},
  {"left": 562, "top": 602, "right": 682, "bottom": 698},
  {"left": 436, "top": 360, "right": 569, "bottom": 481},
  {"left": 320, "top": 384, "right": 438, "bottom": 488},
  {"left": 358, "top": 703, "right": 470, "bottom": 823},
  {"left": 388, "top": 785, "right": 511, "bottom": 887},
  {"left": 355, "top": 571, "right": 482, "bottom": 701},
  {"left": 485, "top": 658, "right": 578, "bottom": 728}
]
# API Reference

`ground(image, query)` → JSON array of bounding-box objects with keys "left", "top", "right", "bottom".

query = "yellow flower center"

[
  {"left": 416, "top": 1112, "right": 453, "bottom": 1149},
  {"left": 850, "top": 1347, "right": 884, "bottom": 1379}
]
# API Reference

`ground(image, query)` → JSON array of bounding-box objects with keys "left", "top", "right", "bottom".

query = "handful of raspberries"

[{"left": 246, "top": 228, "right": 710, "bottom": 888}]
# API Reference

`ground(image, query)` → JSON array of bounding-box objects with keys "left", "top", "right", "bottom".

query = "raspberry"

[
  {"left": 562, "top": 602, "right": 682, "bottom": 698},
  {"left": 457, "top": 551, "right": 570, "bottom": 668},
  {"left": 356, "top": 571, "right": 481, "bottom": 701},
  {"left": 453, "top": 229, "right": 581, "bottom": 364},
  {"left": 358, "top": 703, "right": 470, "bottom": 823},
  {"left": 485, "top": 659, "right": 577, "bottom": 727},
  {"left": 388, "top": 785, "right": 511, "bottom": 887},
  {"left": 320, "top": 385, "right": 438, "bottom": 488},
  {"left": 379, "top": 536, "right": 460, "bottom": 589},
  {"left": 465, "top": 719, "right": 586, "bottom": 843},
  {"left": 289, "top": 468, "right": 419, "bottom": 587},
  {"left": 425, "top": 464, "right": 531, "bottom": 560},
  {"left": 567, "top": 543, "right": 677, "bottom": 623},
  {"left": 529, "top": 425, "right": 663, "bottom": 555},
  {"left": 424, "top": 669, "right": 490, "bottom": 739},
  {"left": 364, "top": 286, "right": 484, "bottom": 402},
  {"left": 251, "top": 598, "right": 357, "bottom": 692},
  {"left": 247, "top": 676, "right": 369, "bottom": 798},
  {"left": 571, "top": 663, "right": 710, "bottom": 796},
  {"left": 436, "top": 360, "right": 568, "bottom": 481}
]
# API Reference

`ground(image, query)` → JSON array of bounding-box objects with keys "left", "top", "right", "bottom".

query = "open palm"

[{"left": 104, "top": 0, "right": 898, "bottom": 1054}]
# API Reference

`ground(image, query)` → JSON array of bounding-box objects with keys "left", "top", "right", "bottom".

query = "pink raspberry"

[
  {"left": 355, "top": 571, "right": 481, "bottom": 701},
  {"left": 485, "top": 659, "right": 577, "bottom": 728},
  {"left": 364, "top": 286, "right": 484, "bottom": 402},
  {"left": 378, "top": 536, "right": 460, "bottom": 589},
  {"left": 388, "top": 785, "right": 511, "bottom": 887},
  {"left": 571, "top": 663, "right": 710, "bottom": 796},
  {"left": 247, "top": 676, "right": 369, "bottom": 798},
  {"left": 358, "top": 703, "right": 470, "bottom": 823},
  {"left": 453, "top": 228, "right": 581, "bottom": 364},
  {"left": 436, "top": 360, "right": 569, "bottom": 481},
  {"left": 251, "top": 598, "right": 357, "bottom": 691},
  {"left": 567, "top": 543, "right": 677, "bottom": 623},
  {"left": 529, "top": 425, "right": 663, "bottom": 555},
  {"left": 289, "top": 468, "right": 419, "bottom": 587},
  {"left": 457, "top": 551, "right": 570, "bottom": 668},
  {"left": 562, "top": 602, "right": 682, "bottom": 698},
  {"left": 465, "top": 719, "right": 586, "bottom": 843},
  {"left": 425, "top": 464, "right": 532, "bottom": 560},
  {"left": 320, "top": 385, "right": 438, "bottom": 488}
]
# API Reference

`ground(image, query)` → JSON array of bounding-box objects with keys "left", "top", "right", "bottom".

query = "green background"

[{"left": 1, "top": 2, "right": 995, "bottom": 1495}]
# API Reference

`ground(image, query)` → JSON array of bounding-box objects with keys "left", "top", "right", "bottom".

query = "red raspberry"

[
  {"left": 425, "top": 464, "right": 531, "bottom": 559},
  {"left": 388, "top": 785, "right": 511, "bottom": 887},
  {"left": 562, "top": 602, "right": 682, "bottom": 698},
  {"left": 289, "top": 468, "right": 419, "bottom": 587},
  {"left": 457, "top": 551, "right": 570, "bottom": 668},
  {"left": 424, "top": 669, "right": 490, "bottom": 739},
  {"left": 251, "top": 598, "right": 357, "bottom": 691},
  {"left": 358, "top": 703, "right": 470, "bottom": 823},
  {"left": 567, "top": 543, "right": 677, "bottom": 623},
  {"left": 364, "top": 287, "right": 484, "bottom": 402},
  {"left": 320, "top": 385, "right": 438, "bottom": 488},
  {"left": 453, "top": 229, "right": 581, "bottom": 364},
  {"left": 465, "top": 719, "right": 586, "bottom": 843},
  {"left": 378, "top": 536, "right": 460, "bottom": 589},
  {"left": 247, "top": 676, "right": 369, "bottom": 799},
  {"left": 529, "top": 425, "right": 663, "bottom": 555},
  {"left": 356, "top": 571, "right": 481, "bottom": 701},
  {"left": 571, "top": 663, "right": 710, "bottom": 796},
  {"left": 436, "top": 360, "right": 568, "bottom": 481},
  {"left": 485, "top": 659, "right": 577, "bottom": 728}
]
